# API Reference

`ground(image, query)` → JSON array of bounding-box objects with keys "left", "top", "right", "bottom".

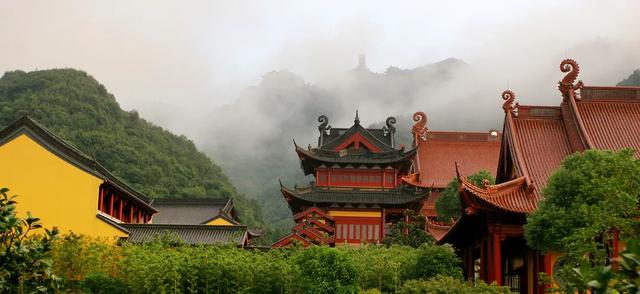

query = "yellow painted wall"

[
  {"left": 329, "top": 210, "right": 382, "bottom": 217},
  {"left": 207, "top": 217, "right": 233, "bottom": 226},
  {"left": 0, "top": 134, "right": 126, "bottom": 238}
]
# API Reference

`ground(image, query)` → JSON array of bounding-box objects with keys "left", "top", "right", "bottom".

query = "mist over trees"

[{"left": 202, "top": 57, "right": 476, "bottom": 234}]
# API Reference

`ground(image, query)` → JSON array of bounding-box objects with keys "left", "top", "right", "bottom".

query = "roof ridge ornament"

[
  {"left": 558, "top": 59, "right": 584, "bottom": 101},
  {"left": 502, "top": 90, "right": 516, "bottom": 114},
  {"left": 354, "top": 110, "right": 360, "bottom": 125},
  {"left": 411, "top": 112, "right": 428, "bottom": 142},
  {"left": 317, "top": 115, "right": 331, "bottom": 134}
]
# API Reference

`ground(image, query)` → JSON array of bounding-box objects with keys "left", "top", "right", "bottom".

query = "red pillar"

[
  {"left": 118, "top": 198, "right": 124, "bottom": 220},
  {"left": 492, "top": 231, "right": 502, "bottom": 285},
  {"left": 480, "top": 236, "right": 486, "bottom": 281},
  {"left": 98, "top": 187, "right": 104, "bottom": 211},
  {"left": 109, "top": 192, "right": 114, "bottom": 216},
  {"left": 129, "top": 206, "right": 134, "bottom": 223}
]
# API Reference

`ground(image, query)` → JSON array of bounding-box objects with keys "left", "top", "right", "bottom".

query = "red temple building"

[
  {"left": 272, "top": 113, "right": 429, "bottom": 247},
  {"left": 438, "top": 59, "right": 640, "bottom": 293},
  {"left": 402, "top": 112, "right": 501, "bottom": 222}
]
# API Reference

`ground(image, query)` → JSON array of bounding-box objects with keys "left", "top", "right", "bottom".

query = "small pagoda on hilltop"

[{"left": 272, "top": 112, "right": 428, "bottom": 248}]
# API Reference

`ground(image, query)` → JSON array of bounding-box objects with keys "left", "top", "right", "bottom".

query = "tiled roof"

[
  {"left": 426, "top": 218, "right": 453, "bottom": 242},
  {"left": 577, "top": 100, "right": 640, "bottom": 158},
  {"left": 151, "top": 198, "right": 233, "bottom": 225},
  {"left": 294, "top": 144, "right": 416, "bottom": 175},
  {"left": 123, "top": 224, "right": 247, "bottom": 246},
  {"left": 281, "top": 185, "right": 427, "bottom": 205},
  {"left": 320, "top": 122, "right": 396, "bottom": 151},
  {"left": 508, "top": 106, "right": 574, "bottom": 199},
  {"left": 404, "top": 131, "right": 501, "bottom": 189},
  {"left": 459, "top": 176, "right": 537, "bottom": 214}
]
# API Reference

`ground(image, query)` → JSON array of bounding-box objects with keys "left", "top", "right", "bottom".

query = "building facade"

[
  {"left": 273, "top": 113, "right": 428, "bottom": 247},
  {"left": 439, "top": 59, "right": 640, "bottom": 293}
]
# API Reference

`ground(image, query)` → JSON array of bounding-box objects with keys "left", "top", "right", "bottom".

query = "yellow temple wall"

[{"left": 0, "top": 134, "right": 126, "bottom": 238}]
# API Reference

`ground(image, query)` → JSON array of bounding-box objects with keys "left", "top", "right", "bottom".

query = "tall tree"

[{"left": 525, "top": 149, "right": 640, "bottom": 264}]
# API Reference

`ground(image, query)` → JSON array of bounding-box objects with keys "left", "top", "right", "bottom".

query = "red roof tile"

[
  {"left": 459, "top": 176, "right": 536, "bottom": 214},
  {"left": 426, "top": 218, "right": 454, "bottom": 242},
  {"left": 577, "top": 99, "right": 640, "bottom": 157},
  {"left": 509, "top": 106, "right": 574, "bottom": 199},
  {"left": 405, "top": 131, "right": 501, "bottom": 189}
]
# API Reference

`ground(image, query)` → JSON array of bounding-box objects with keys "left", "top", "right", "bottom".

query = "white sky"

[{"left": 1, "top": 0, "right": 639, "bottom": 136}]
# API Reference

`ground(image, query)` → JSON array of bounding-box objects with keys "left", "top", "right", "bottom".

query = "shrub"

[
  {"left": 408, "top": 244, "right": 463, "bottom": 280},
  {"left": 296, "top": 246, "right": 360, "bottom": 294},
  {"left": 80, "top": 272, "right": 130, "bottom": 294},
  {"left": 398, "top": 276, "right": 510, "bottom": 294}
]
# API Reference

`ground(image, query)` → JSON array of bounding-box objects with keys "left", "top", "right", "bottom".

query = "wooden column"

[
  {"left": 491, "top": 230, "right": 502, "bottom": 285},
  {"left": 109, "top": 192, "right": 114, "bottom": 216},
  {"left": 98, "top": 188, "right": 104, "bottom": 211},
  {"left": 118, "top": 198, "right": 124, "bottom": 220},
  {"left": 129, "top": 205, "right": 134, "bottom": 223},
  {"left": 480, "top": 236, "right": 486, "bottom": 281}
]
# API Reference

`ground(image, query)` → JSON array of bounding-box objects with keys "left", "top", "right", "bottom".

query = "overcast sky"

[{"left": 1, "top": 0, "right": 639, "bottom": 137}]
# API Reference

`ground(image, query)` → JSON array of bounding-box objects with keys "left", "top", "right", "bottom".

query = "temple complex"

[
  {"left": 402, "top": 112, "right": 501, "bottom": 222},
  {"left": 0, "top": 116, "right": 260, "bottom": 246},
  {"left": 273, "top": 113, "right": 429, "bottom": 247},
  {"left": 438, "top": 59, "right": 640, "bottom": 293},
  {"left": 0, "top": 116, "right": 156, "bottom": 238}
]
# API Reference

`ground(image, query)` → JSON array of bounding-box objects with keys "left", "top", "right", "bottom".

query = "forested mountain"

[
  {"left": 618, "top": 69, "right": 640, "bottom": 86},
  {"left": 0, "top": 69, "right": 264, "bottom": 227}
]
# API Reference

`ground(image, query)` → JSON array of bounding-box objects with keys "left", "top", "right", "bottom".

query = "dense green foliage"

[
  {"left": 435, "top": 170, "right": 495, "bottom": 220},
  {"left": 0, "top": 69, "right": 263, "bottom": 227},
  {"left": 296, "top": 246, "right": 359, "bottom": 294},
  {"left": 397, "top": 276, "right": 510, "bottom": 294},
  {"left": 548, "top": 237, "right": 640, "bottom": 294},
  {"left": 0, "top": 187, "right": 60, "bottom": 292},
  {"left": 50, "top": 235, "right": 471, "bottom": 293},
  {"left": 617, "top": 69, "right": 640, "bottom": 86},
  {"left": 525, "top": 149, "right": 640, "bottom": 264},
  {"left": 382, "top": 210, "right": 434, "bottom": 248}
]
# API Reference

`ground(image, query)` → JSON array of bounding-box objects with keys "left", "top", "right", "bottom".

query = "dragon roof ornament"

[
  {"left": 411, "top": 112, "right": 428, "bottom": 142},
  {"left": 317, "top": 115, "right": 331, "bottom": 135},
  {"left": 502, "top": 90, "right": 518, "bottom": 114},
  {"left": 558, "top": 59, "right": 584, "bottom": 101}
]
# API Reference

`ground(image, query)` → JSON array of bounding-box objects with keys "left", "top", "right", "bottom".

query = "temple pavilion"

[
  {"left": 438, "top": 59, "right": 640, "bottom": 293},
  {"left": 401, "top": 111, "right": 501, "bottom": 239},
  {"left": 272, "top": 112, "right": 429, "bottom": 247}
]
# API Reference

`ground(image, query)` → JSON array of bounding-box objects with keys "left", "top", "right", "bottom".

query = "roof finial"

[
  {"left": 411, "top": 112, "right": 428, "bottom": 142},
  {"left": 354, "top": 110, "right": 360, "bottom": 125},
  {"left": 558, "top": 59, "right": 584, "bottom": 101},
  {"left": 502, "top": 90, "right": 516, "bottom": 114}
]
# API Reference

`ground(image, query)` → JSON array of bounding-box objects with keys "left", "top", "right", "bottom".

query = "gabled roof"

[
  {"left": 202, "top": 212, "right": 242, "bottom": 226},
  {"left": 317, "top": 113, "right": 397, "bottom": 151},
  {"left": 151, "top": 198, "right": 234, "bottom": 225},
  {"left": 271, "top": 232, "right": 313, "bottom": 248},
  {"left": 402, "top": 116, "right": 501, "bottom": 189},
  {"left": 122, "top": 224, "right": 248, "bottom": 246},
  {"left": 0, "top": 115, "right": 156, "bottom": 213}
]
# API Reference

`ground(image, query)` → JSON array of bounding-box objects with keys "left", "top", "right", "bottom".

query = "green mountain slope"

[
  {"left": 0, "top": 69, "right": 263, "bottom": 227},
  {"left": 618, "top": 69, "right": 640, "bottom": 86}
]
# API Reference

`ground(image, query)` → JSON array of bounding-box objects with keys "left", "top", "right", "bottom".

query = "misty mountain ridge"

[{"left": 202, "top": 57, "right": 472, "bottom": 232}]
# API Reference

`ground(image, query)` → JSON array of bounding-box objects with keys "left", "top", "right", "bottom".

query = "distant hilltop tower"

[{"left": 356, "top": 54, "right": 368, "bottom": 71}]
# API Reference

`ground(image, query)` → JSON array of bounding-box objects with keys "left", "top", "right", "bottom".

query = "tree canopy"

[
  {"left": 524, "top": 149, "right": 640, "bottom": 263},
  {"left": 435, "top": 170, "right": 495, "bottom": 221},
  {"left": 0, "top": 69, "right": 263, "bottom": 227}
]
